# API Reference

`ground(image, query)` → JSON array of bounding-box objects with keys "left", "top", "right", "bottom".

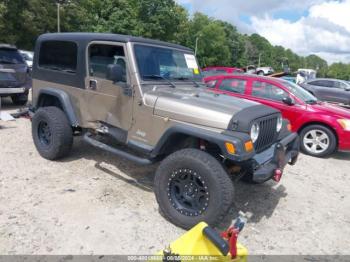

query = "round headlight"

[
  {"left": 277, "top": 116, "right": 283, "bottom": 132},
  {"left": 250, "top": 123, "right": 260, "bottom": 143}
]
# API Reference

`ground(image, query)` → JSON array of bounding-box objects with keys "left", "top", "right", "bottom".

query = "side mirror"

[
  {"left": 282, "top": 96, "right": 295, "bottom": 106},
  {"left": 106, "top": 64, "right": 123, "bottom": 83}
]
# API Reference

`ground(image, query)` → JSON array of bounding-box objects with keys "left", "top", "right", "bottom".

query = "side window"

[
  {"left": 309, "top": 80, "right": 331, "bottom": 87},
  {"left": 334, "top": 81, "right": 347, "bottom": 89},
  {"left": 219, "top": 79, "right": 247, "bottom": 94},
  {"left": 308, "top": 81, "right": 321, "bottom": 86},
  {"left": 39, "top": 41, "right": 77, "bottom": 73},
  {"left": 252, "top": 81, "right": 288, "bottom": 102},
  {"left": 89, "top": 44, "right": 127, "bottom": 82},
  {"left": 323, "top": 80, "right": 334, "bottom": 87},
  {"left": 205, "top": 80, "right": 217, "bottom": 89}
]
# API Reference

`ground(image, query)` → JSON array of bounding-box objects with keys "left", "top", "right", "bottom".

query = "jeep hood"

[{"left": 144, "top": 86, "right": 262, "bottom": 130}]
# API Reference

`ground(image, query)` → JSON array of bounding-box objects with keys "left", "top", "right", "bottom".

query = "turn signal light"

[
  {"left": 245, "top": 140, "right": 254, "bottom": 152},
  {"left": 287, "top": 123, "right": 292, "bottom": 131},
  {"left": 225, "top": 142, "right": 236, "bottom": 155}
]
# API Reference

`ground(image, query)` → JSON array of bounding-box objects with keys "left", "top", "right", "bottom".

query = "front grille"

[{"left": 254, "top": 116, "right": 278, "bottom": 153}]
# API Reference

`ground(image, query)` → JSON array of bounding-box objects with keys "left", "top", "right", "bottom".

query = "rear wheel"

[
  {"left": 154, "top": 148, "right": 234, "bottom": 229},
  {"left": 11, "top": 93, "right": 28, "bottom": 106},
  {"left": 300, "top": 125, "right": 336, "bottom": 157},
  {"left": 32, "top": 107, "right": 73, "bottom": 160}
]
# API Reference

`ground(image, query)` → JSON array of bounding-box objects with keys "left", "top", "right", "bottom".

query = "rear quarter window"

[
  {"left": 39, "top": 41, "right": 77, "bottom": 73},
  {"left": 219, "top": 79, "right": 247, "bottom": 94},
  {"left": 252, "top": 81, "right": 288, "bottom": 102}
]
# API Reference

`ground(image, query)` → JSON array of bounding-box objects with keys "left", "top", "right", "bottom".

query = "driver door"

[
  {"left": 247, "top": 81, "right": 305, "bottom": 129},
  {"left": 84, "top": 42, "right": 133, "bottom": 131}
]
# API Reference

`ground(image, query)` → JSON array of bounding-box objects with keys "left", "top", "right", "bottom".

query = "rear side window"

[
  {"left": 219, "top": 79, "right": 247, "bottom": 94},
  {"left": 252, "top": 81, "right": 288, "bottom": 102},
  {"left": 39, "top": 41, "right": 77, "bottom": 73},
  {"left": 0, "top": 48, "right": 24, "bottom": 64},
  {"left": 308, "top": 81, "right": 322, "bottom": 86},
  {"left": 309, "top": 80, "right": 333, "bottom": 87}
]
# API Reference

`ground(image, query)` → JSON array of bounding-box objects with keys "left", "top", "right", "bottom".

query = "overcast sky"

[{"left": 176, "top": 0, "right": 350, "bottom": 64}]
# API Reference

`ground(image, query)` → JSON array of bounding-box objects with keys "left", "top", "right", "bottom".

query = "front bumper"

[
  {"left": 337, "top": 129, "right": 350, "bottom": 152},
  {"left": 248, "top": 133, "right": 300, "bottom": 183},
  {"left": 0, "top": 87, "right": 27, "bottom": 95}
]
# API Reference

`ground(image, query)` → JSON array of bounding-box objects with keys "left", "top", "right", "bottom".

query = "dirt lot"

[{"left": 1, "top": 97, "right": 350, "bottom": 255}]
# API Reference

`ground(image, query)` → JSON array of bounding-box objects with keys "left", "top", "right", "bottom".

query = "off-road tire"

[
  {"left": 11, "top": 93, "right": 28, "bottom": 106},
  {"left": 300, "top": 124, "right": 336, "bottom": 157},
  {"left": 32, "top": 107, "right": 73, "bottom": 160},
  {"left": 154, "top": 148, "right": 234, "bottom": 229}
]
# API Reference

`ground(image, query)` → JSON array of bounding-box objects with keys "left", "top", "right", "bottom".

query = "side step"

[{"left": 83, "top": 133, "right": 153, "bottom": 165}]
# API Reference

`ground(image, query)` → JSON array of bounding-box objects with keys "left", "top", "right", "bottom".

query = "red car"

[
  {"left": 204, "top": 74, "right": 350, "bottom": 157},
  {"left": 202, "top": 66, "right": 244, "bottom": 76}
]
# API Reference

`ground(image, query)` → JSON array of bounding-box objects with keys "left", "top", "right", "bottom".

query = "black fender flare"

[
  {"left": 35, "top": 88, "right": 79, "bottom": 127},
  {"left": 150, "top": 125, "right": 254, "bottom": 162}
]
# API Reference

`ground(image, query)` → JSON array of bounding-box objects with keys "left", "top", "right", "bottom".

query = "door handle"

[{"left": 89, "top": 79, "right": 98, "bottom": 90}]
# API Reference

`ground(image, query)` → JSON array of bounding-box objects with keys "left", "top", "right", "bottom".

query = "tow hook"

[{"left": 273, "top": 169, "right": 283, "bottom": 182}]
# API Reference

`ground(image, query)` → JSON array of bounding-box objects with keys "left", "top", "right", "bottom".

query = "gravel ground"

[{"left": 1, "top": 97, "right": 350, "bottom": 255}]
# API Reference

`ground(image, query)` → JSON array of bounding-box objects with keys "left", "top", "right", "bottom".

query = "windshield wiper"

[
  {"left": 143, "top": 74, "right": 176, "bottom": 88},
  {"left": 172, "top": 76, "right": 202, "bottom": 88}
]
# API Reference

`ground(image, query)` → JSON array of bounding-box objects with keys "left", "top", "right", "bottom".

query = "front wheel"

[
  {"left": 154, "top": 148, "right": 234, "bottom": 229},
  {"left": 300, "top": 125, "right": 336, "bottom": 157}
]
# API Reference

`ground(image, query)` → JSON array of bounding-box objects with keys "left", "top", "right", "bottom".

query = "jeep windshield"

[{"left": 134, "top": 44, "right": 202, "bottom": 87}]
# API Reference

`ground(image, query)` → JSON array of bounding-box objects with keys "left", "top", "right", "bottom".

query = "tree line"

[{"left": 1, "top": 0, "right": 349, "bottom": 80}]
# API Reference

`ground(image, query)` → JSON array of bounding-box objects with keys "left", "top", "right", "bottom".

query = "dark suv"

[
  {"left": 0, "top": 44, "right": 31, "bottom": 105},
  {"left": 300, "top": 78, "right": 350, "bottom": 108}
]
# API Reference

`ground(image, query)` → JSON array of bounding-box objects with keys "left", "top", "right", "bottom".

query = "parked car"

[
  {"left": 19, "top": 50, "right": 34, "bottom": 68},
  {"left": 256, "top": 66, "right": 274, "bottom": 76},
  {"left": 0, "top": 44, "right": 31, "bottom": 105},
  {"left": 244, "top": 65, "right": 256, "bottom": 74},
  {"left": 204, "top": 74, "right": 350, "bottom": 157},
  {"left": 30, "top": 33, "right": 299, "bottom": 229},
  {"left": 201, "top": 66, "right": 244, "bottom": 77},
  {"left": 299, "top": 78, "right": 350, "bottom": 108},
  {"left": 243, "top": 65, "right": 274, "bottom": 76}
]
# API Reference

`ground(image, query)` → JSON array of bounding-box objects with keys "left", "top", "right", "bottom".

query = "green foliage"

[
  {"left": 0, "top": 0, "right": 348, "bottom": 79},
  {"left": 327, "top": 63, "right": 350, "bottom": 80}
]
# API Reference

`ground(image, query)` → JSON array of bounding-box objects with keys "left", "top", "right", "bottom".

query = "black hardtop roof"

[{"left": 38, "top": 33, "right": 193, "bottom": 52}]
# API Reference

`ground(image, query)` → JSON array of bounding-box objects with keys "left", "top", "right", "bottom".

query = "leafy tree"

[
  {"left": 327, "top": 63, "right": 350, "bottom": 80},
  {"left": 78, "top": 0, "right": 139, "bottom": 35},
  {"left": 133, "top": 0, "right": 188, "bottom": 42},
  {"left": 1, "top": 0, "right": 349, "bottom": 79}
]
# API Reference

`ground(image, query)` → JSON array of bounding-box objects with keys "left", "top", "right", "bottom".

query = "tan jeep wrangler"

[{"left": 31, "top": 33, "right": 299, "bottom": 229}]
